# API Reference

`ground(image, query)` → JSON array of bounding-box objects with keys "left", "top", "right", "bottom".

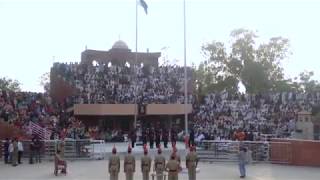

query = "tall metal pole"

[
  {"left": 134, "top": 0, "right": 138, "bottom": 129},
  {"left": 183, "top": 0, "right": 188, "bottom": 135}
]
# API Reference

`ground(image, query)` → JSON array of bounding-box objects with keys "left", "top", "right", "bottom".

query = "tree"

[
  {"left": 39, "top": 72, "right": 50, "bottom": 92},
  {"left": 0, "top": 77, "right": 21, "bottom": 92},
  {"left": 298, "top": 71, "right": 320, "bottom": 92},
  {"left": 198, "top": 28, "right": 291, "bottom": 94}
]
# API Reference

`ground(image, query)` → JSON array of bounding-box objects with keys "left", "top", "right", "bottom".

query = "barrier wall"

[
  {"left": 270, "top": 139, "right": 320, "bottom": 166},
  {"left": 74, "top": 104, "right": 137, "bottom": 115},
  {"left": 74, "top": 104, "right": 193, "bottom": 116},
  {"left": 146, "top": 104, "right": 192, "bottom": 115}
]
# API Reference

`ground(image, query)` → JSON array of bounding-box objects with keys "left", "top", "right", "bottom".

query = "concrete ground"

[{"left": 0, "top": 160, "right": 319, "bottom": 180}]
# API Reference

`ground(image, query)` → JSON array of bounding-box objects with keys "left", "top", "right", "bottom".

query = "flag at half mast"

[{"left": 139, "top": 0, "right": 148, "bottom": 14}]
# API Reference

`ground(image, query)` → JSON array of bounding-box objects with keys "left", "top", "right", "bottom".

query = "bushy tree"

[{"left": 0, "top": 77, "right": 21, "bottom": 92}]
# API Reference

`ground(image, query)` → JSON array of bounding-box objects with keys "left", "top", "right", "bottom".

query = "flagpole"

[
  {"left": 134, "top": 0, "right": 138, "bottom": 129},
  {"left": 183, "top": 0, "right": 188, "bottom": 136}
]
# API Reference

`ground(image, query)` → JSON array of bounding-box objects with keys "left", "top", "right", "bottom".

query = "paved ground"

[{"left": 1, "top": 160, "right": 319, "bottom": 180}]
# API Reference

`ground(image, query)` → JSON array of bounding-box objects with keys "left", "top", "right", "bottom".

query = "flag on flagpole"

[{"left": 139, "top": 0, "right": 148, "bottom": 14}]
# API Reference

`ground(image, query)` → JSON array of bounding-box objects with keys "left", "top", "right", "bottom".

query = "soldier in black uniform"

[
  {"left": 170, "top": 128, "right": 177, "bottom": 148},
  {"left": 162, "top": 129, "right": 169, "bottom": 148},
  {"left": 149, "top": 128, "right": 155, "bottom": 149},
  {"left": 130, "top": 129, "right": 137, "bottom": 148},
  {"left": 155, "top": 129, "right": 161, "bottom": 148},
  {"left": 142, "top": 129, "right": 148, "bottom": 146}
]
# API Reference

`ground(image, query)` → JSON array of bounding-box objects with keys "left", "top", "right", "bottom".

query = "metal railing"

[
  {"left": 197, "top": 140, "right": 270, "bottom": 162},
  {"left": 1, "top": 139, "right": 105, "bottom": 160}
]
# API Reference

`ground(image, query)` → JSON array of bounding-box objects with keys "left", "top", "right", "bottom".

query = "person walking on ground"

[
  {"left": 3, "top": 138, "right": 10, "bottom": 164},
  {"left": 124, "top": 146, "right": 135, "bottom": 180},
  {"left": 238, "top": 147, "right": 247, "bottom": 178},
  {"left": 154, "top": 147, "right": 166, "bottom": 180},
  {"left": 186, "top": 146, "right": 198, "bottom": 180},
  {"left": 17, "top": 138, "right": 24, "bottom": 164},
  {"left": 141, "top": 147, "right": 152, "bottom": 180},
  {"left": 166, "top": 154, "right": 181, "bottom": 180},
  {"left": 109, "top": 145, "right": 120, "bottom": 180}
]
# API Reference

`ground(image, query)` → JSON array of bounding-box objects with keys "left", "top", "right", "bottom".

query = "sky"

[{"left": 0, "top": 0, "right": 320, "bottom": 92}]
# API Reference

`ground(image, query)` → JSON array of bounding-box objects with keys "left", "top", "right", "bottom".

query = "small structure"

[{"left": 295, "top": 111, "right": 314, "bottom": 140}]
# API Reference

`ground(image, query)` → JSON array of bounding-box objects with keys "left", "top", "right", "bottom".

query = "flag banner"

[{"left": 139, "top": 0, "right": 148, "bottom": 14}]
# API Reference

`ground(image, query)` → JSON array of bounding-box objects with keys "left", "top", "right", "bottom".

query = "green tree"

[
  {"left": 0, "top": 77, "right": 21, "bottom": 92},
  {"left": 298, "top": 71, "right": 320, "bottom": 92},
  {"left": 39, "top": 72, "right": 50, "bottom": 92},
  {"left": 199, "top": 28, "right": 291, "bottom": 94}
]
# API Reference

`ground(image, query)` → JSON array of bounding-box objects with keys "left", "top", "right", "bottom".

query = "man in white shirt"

[{"left": 18, "top": 139, "right": 24, "bottom": 164}]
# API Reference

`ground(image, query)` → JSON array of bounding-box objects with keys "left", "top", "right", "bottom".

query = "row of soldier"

[
  {"left": 109, "top": 145, "right": 198, "bottom": 180},
  {"left": 130, "top": 128, "right": 179, "bottom": 149}
]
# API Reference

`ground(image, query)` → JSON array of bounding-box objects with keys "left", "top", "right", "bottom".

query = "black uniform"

[
  {"left": 162, "top": 129, "right": 169, "bottom": 148},
  {"left": 155, "top": 129, "right": 161, "bottom": 148},
  {"left": 142, "top": 130, "right": 148, "bottom": 145},
  {"left": 189, "top": 129, "right": 195, "bottom": 147},
  {"left": 149, "top": 129, "right": 155, "bottom": 149},
  {"left": 130, "top": 130, "right": 137, "bottom": 148},
  {"left": 170, "top": 128, "right": 177, "bottom": 147}
]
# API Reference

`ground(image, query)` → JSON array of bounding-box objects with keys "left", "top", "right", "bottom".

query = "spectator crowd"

[{"left": 2, "top": 62, "right": 320, "bottom": 144}]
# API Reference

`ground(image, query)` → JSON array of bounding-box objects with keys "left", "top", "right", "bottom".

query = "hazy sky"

[{"left": 1, "top": 0, "right": 320, "bottom": 92}]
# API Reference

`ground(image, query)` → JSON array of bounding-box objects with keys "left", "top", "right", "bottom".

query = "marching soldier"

[
  {"left": 109, "top": 146, "right": 120, "bottom": 180},
  {"left": 124, "top": 146, "right": 135, "bottom": 180},
  {"left": 186, "top": 146, "right": 198, "bottom": 180},
  {"left": 154, "top": 147, "right": 166, "bottom": 180},
  {"left": 165, "top": 154, "right": 181, "bottom": 180},
  {"left": 141, "top": 147, "right": 152, "bottom": 180},
  {"left": 155, "top": 129, "right": 161, "bottom": 148},
  {"left": 149, "top": 128, "right": 155, "bottom": 149},
  {"left": 172, "top": 146, "right": 181, "bottom": 166},
  {"left": 162, "top": 129, "right": 169, "bottom": 148}
]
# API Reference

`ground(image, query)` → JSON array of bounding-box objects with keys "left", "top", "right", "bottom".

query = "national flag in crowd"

[{"left": 139, "top": 0, "right": 148, "bottom": 14}]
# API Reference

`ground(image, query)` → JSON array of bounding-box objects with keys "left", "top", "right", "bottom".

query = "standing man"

[
  {"left": 186, "top": 146, "right": 198, "bottom": 180},
  {"left": 3, "top": 138, "right": 10, "bottom": 164},
  {"left": 124, "top": 146, "right": 135, "bottom": 180},
  {"left": 155, "top": 129, "right": 161, "bottom": 148},
  {"left": 141, "top": 147, "right": 152, "bottom": 180},
  {"left": 165, "top": 154, "right": 180, "bottom": 180},
  {"left": 170, "top": 128, "right": 177, "bottom": 148},
  {"left": 154, "top": 147, "right": 166, "bottom": 180},
  {"left": 188, "top": 129, "right": 195, "bottom": 147},
  {"left": 238, "top": 147, "right": 247, "bottom": 178},
  {"left": 162, "top": 129, "right": 168, "bottom": 148},
  {"left": 17, "top": 138, "right": 24, "bottom": 164},
  {"left": 34, "top": 136, "right": 42, "bottom": 163},
  {"left": 29, "top": 137, "right": 35, "bottom": 164},
  {"left": 149, "top": 128, "right": 155, "bottom": 149},
  {"left": 142, "top": 129, "right": 148, "bottom": 146},
  {"left": 10, "top": 138, "right": 18, "bottom": 166},
  {"left": 109, "top": 146, "right": 120, "bottom": 180},
  {"left": 130, "top": 129, "right": 137, "bottom": 148}
]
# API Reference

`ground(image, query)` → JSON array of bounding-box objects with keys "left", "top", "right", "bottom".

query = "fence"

[
  {"left": 0, "top": 139, "right": 105, "bottom": 160},
  {"left": 197, "top": 140, "right": 270, "bottom": 162}
]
